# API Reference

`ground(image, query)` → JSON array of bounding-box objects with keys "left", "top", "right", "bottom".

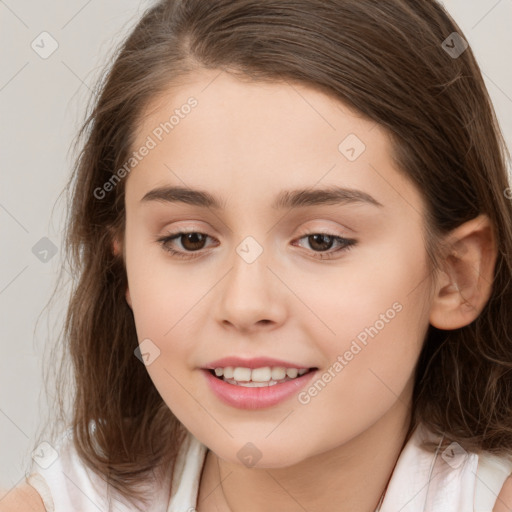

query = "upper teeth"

[{"left": 214, "top": 366, "right": 309, "bottom": 382}]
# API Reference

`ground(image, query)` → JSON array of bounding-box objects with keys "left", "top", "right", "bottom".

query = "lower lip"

[{"left": 201, "top": 369, "right": 318, "bottom": 410}]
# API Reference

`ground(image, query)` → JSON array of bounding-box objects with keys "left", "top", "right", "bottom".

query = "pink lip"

[
  {"left": 202, "top": 368, "right": 318, "bottom": 410},
  {"left": 204, "top": 356, "right": 315, "bottom": 370}
]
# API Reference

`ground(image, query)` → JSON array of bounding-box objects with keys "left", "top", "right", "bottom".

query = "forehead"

[
  {"left": 134, "top": 69, "right": 374, "bottom": 147},
  {"left": 126, "top": 69, "right": 425, "bottom": 219}
]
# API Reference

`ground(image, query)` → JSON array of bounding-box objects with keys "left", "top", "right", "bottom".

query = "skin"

[{"left": 117, "top": 69, "right": 497, "bottom": 512}]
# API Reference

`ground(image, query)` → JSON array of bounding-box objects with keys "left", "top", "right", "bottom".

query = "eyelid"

[
  {"left": 294, "top": 224, "right": 349, "bottom": 238},
  {"left": 158, "top": 222, "right": 350, "bottom": 243}
]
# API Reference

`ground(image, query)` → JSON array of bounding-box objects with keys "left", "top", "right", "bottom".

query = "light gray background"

[{"left": 1, "top": 0, "right": 511, "bottom": 492}]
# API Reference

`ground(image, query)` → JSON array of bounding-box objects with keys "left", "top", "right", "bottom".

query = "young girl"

[{"left": 5, "top": 0, "right": 512, "bottom": 511}]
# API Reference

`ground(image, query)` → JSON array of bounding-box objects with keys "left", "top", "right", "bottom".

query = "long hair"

[{"left": 37, "top": 0, "right": 512, "bottom": 508}]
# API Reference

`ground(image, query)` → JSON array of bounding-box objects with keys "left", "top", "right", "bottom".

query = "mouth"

[{"left": 202, "top": 366, "right": 319, "bottom": 409}]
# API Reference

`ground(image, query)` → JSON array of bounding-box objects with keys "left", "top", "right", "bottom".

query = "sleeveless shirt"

[{"left": 26, "top": 422, "right": 512, "bottom": 512}]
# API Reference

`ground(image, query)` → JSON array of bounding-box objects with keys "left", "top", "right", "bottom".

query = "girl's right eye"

[{"left": 156, "top": 231, "right": 217, "bottom": 259}]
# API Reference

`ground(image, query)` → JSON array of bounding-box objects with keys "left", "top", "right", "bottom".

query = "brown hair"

[{"left": 36, "top": 0, "right": 512, "bottom": 508}]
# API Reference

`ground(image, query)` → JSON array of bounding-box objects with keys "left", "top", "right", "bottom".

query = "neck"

[{"left": 197, "top": 384, "right": 415, "bottom": 512}]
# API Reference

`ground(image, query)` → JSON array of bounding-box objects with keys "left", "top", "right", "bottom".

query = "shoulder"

[
  {"left": 493, "top": 474, "right": 512, "bottom": 512},
  {"left": 0, "top": 482, "right": 46, "bottom": 512}
]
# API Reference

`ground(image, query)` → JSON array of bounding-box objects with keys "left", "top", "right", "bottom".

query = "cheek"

[
  {"left": 125, "top": 254, "right": 203, "bottom": 412},
  {"left": 124, "top": 232, "right": 202, "bottom": 398},
  {"left": 298, "top": 233, "right": 430, "bottom": 402},
  {"left": 294, "top": 231, "right": 430, "bottom": 350},
  {"left": 125, "top": 226, "right": 200, "bottom": 338}
]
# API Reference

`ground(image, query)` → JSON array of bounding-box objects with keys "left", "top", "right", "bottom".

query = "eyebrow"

[{"left": 140, "top": 185, "right": 383, "bottom": 210}]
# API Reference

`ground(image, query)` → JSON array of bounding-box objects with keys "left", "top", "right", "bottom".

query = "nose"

[{"left": 215, "top": 245, "right": 288, "bottom": 334}]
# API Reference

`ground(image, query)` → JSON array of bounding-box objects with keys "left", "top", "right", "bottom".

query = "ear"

[
  {"left": 112, "top": 236, "right": 132, "bottom": 309},
  {"left": 429, "top": 214, "right": 497, "bottom": 330}
]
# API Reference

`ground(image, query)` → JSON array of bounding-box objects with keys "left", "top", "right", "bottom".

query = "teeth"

[
  {"left": 224, "top": 378, "right": 281, "bottom": 387},
  {"left": 212, "top": 365, "right": 311, "bottom": 384},
  {"left": 285, "top": 368, "right": 298, "bottom": 379},
  {"left": 227, "top": 380, "right": 280, "bottom": 387},
  {"left": 223, "top": 367, "right": 234, "bottom": 379},
  {"left": 233, "top": 367, "right": 252, "bottom": 382}
]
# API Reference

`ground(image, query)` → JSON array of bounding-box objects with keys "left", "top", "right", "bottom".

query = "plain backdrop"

[{"left": 1, "top": 0, "right": 511, "bottom": 492}]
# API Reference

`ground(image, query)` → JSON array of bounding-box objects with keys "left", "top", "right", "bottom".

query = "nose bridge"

[{"left": 215, "top": 233, "right": 287, "bottom": 330}]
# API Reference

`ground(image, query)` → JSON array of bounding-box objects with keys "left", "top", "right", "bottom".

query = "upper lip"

[{"left": 204, "top": 356, "right": 316, "bottom": 370}]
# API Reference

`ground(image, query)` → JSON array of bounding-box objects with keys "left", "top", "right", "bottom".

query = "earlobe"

[
  {"left": 429, "top": 214, "right": 497, "bottom": 330},
  {"left": 112, "top": 238, "right": 122, "bottom": 256},
  {"left": 125, "top": 288, "right": 132, "bottom": 309}
]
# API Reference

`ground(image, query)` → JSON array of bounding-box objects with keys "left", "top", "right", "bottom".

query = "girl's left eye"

[{"left": 156, "top": 230, "right": 357, "bottom": 260}]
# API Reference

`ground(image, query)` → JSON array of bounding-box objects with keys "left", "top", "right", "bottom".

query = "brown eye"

[
  {"left": 293, "top": 232, "right": 357, "bottom": 260},
  {"left": 156, "top": 231, "right": 216, "bottom": 259},
  {"left": 178, "top": 232, "right": 208, "bottom": 251},
  {"left": 307, "top": 234, "right": 336, "bottom": 252}
]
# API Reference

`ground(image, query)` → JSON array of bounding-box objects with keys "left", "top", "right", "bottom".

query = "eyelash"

[{"left": 156, "top": 229, "right": 357, "bottom": 260}]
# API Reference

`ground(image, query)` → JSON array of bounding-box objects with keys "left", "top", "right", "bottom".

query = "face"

[{"left": 122, "top": 69, "right": 434, "bottom": 468}]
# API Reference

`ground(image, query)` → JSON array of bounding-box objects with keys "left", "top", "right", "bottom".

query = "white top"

[{"left": 27, "top": 423, "right": 512, "bottom": 512}]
